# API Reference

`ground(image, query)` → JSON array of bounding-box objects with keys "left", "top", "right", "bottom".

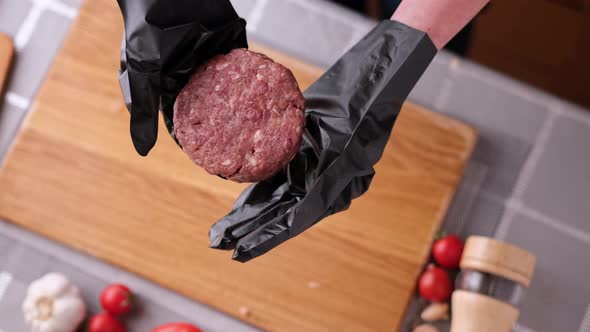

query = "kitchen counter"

[{"left": 1, "top": 0, "right": 590, "bottom": 331}]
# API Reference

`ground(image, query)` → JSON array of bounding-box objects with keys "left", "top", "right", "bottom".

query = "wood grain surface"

[
  {"left": 0, "top": 33, "right": 14, "bottom": 97},
  {"left": 0, "top": 1, "right": 477, "bottom": 331},
  {"left": 451, "top": 291, "right": 519, "bottom": 332}
]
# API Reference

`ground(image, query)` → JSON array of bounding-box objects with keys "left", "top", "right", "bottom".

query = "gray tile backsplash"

[
  {"left": 443, "top": 67, "right": 548, "bottom": 143},
  {"left": 0, "top": 0, "right": 32, "bottom": 36},
  {"left": 471, "top": 133, "right": 532, "bottom": 197},
  {"left": 7, "top": 10, "right": 72, "bottom": 99},
  {"left": 440, "top": 160, "right": 488, "bottom": 234},
  {"left": 60, "top": 0, "right": 84, "bottom": 9},
  {"left": 521, "top": 116, "right": 590, "bottom": 235},
  {"left": 3, "top": 244, "right": 54, "bottom": 284},
  {"left": 50, "top": 260, "right": 108, "bottom": 314},
  {"left": 255, "top": 0, "right": 365, "bottom": 68},
  {"left": 454, "top": 58, "right": 556, "bottom": 109},
  {"left": 0, "top": 278, "right": 28, "bottom": 332},
  {"left": 460, "top": 191, "right": 505, "bottom": 237},
  {"left": 0, "top": 102, "right": 27, "bottom": 161},
  {"left": 409, "top": 54, "right": 453, "bottom": 109},
  {"left": 0, "top": 234, "right": 17, "bottom": 268},
  {"left": 230, "top": 0, "right": 258, "bottom": 19},
  {"left": 505, "top": 211, "right": 590, "bottom": 332},
  {"left": 580, "top": 307, "right": 590, "bottom": 332},
  {"left": 125, "top": 298, "right": 189, "bottom": 331}
]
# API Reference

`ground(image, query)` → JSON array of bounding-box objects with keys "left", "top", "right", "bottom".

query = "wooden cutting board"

[
  {"left": 0, "top": 1, "right": 476, "bottom": 331},
  {"left": 0, "top": 33, "right": 14, "bottom": 96}
]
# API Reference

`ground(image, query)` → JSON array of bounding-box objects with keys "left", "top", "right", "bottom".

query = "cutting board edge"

[
  {"left": 0, "top": 33, "right": 15, "bottom": 96},
  {"left": 392, "top": 110, "right": 477, "bottom": 330}
]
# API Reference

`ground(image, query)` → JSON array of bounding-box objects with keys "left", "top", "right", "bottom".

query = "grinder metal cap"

[{"left": 460, "top": 236, "right": 536, "bottom": 287}]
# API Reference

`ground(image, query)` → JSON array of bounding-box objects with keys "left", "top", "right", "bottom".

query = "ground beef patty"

[{"left": 173, "top": 48, "right": 305, "bottom": 183}]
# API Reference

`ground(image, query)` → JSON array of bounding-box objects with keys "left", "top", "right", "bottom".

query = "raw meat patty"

[{"left": 173, "top": 48, "right": 305, "bottom": 183}]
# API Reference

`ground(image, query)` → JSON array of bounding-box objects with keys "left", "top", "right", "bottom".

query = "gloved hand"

[
  {"left": 117, "top": 0, "right": 247, "bottom": 156},
  {"left": 209, "top": 20, "right": 437, "bottom": 262}
]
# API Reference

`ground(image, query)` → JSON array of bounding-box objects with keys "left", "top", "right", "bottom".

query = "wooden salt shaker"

[{"left": 451, "top": 236, "right": 535, "bottom": 332}]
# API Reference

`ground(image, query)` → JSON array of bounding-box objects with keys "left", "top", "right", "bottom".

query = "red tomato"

[
  {"left": 152, "top": 323, "right": 203, "bottom": 332},
  {"left": 88, "top": 313, "right": 126, "bottom": 332},
  {"left": 100, "top": 284, "right": 133, "bottom": 315},
  {"left": 432, "top": 235, "right": 464, "bottom": 269},
  {"left": 418, "top": 265, "right": 452, "bottom": 302}
]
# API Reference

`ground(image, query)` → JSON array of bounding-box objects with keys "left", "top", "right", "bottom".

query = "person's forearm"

[{"left": 391, "top": 0, "right": 489, "bottom": 49}]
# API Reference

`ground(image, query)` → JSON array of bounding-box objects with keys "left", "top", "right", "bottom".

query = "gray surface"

[
  {"left": 231, "top": 0, "right": 258, "bottom": 19},
  {"left": 254, "top": 0, "right": 368, "bottom": 68},
  {"left": 581, "top": 308, "right": 590, "bottom": 332},
  {"left": 440, "top": 160, "right": 488, "bottom": 235},
  {"left": 59, "top": 0, "right": 83, "bottom": 9},
  {"left": 408, "top": 52, "right": 454, "bottom": 109},
  {"left": 7, "top": 10, "right": 73, "bottom": 100},
  {"left": 460, "top": 191, "right": 506, "bottom": 237},
  {"left": 470, "top": 133, "right": 532, "bottom": 197},
  {"left": 505, "top": 211, "right": 590, "bottom": 332},
  {"left": 521, "top": 115, "right": 590, "bottom": 234},
  {"left": 0, "top": 233, "right": 17, "bottom": 266},
  {"left": 1, "top": 0, "right": 590, "bottom": 331},
  {"left": 0, "top": 0, "right": 32, "bottom": 36},
  {"left": 0, "top": 276, "right": 28, "bottom": 332},
  {"left": 4, "top": 243, "right": 55, "bottom": 284},
  {"left": 0, "top": 102, "right": 27, "bottom": 159},
  {"left": 443, "top": 67, "right": 548, "bottom": 142}
]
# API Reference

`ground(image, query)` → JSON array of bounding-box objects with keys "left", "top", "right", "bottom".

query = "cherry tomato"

[
  {"left": 88, "top": 313, "right": 126, "bottom": 332},
  {"left": 152, "top": 323, "right": 203, "bottom": 332},
  {"left": 432, "top": 235, "right": 464, "bottom": 269},
  {"left": 418, "top": 265, "right": 452, "bottom": 302},
  {"left": 100, "top": 284, "right": 133, "bottom": 315}
]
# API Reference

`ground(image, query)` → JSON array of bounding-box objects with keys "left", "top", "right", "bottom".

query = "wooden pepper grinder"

[{"left": 451, "top": 236, "right": 536, "bottom": 332}]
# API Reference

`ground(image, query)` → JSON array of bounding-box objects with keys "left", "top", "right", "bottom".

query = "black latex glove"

[
  {"left": 209, "top": 21, "right": 437, "bottom": 262},
  {"left": 117, "top": 0, "right": 247, "bottom": 156}
]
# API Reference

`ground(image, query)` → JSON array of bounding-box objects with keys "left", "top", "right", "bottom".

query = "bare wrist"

[{"left": 391, "top": 0, "right": 489, "bottom": 49}]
